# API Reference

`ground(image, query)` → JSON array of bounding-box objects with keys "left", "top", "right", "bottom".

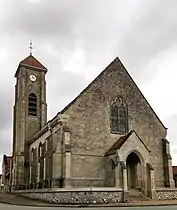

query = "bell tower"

[{"left": 12, "top": 53, "right": 47, "bottom": 189}]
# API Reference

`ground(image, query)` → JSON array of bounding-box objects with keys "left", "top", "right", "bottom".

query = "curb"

[{"left": 1, "top": 200, "right": 177, "bottom": 208}]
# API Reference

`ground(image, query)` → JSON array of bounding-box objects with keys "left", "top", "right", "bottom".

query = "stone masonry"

[
  {"left": 15, "top": 188, "right": 123, "bottom": 204},
  {"left": 61, "top": 57, "right": 167, "bottom": 188},
  {"left": 9, "top": 54, "right": 175, "bottom": 202}
]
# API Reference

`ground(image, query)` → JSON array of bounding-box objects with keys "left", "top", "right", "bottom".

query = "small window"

[
  {"left": 38, "top": 143, "right": 42, "bottom": 158},
  {"left": 45, "top": 139, "right": 48, "bottom": 152},
  {"left": 40, "top": 146, "right": 42, "bottom": 157},
  {"left": 28, "top": 93, "right": 37, "bottom": 116},
  {"left": 31, "top": 149, "right": 34, "bottom": 161}
]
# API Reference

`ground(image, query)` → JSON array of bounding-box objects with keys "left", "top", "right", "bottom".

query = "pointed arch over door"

[{"left": 126, "top": 152, "right": 142, "bottom": 189}]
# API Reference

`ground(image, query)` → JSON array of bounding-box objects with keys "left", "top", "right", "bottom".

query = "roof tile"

[{"left": 20, "top": 55, "right": 47, "bottom": 70}]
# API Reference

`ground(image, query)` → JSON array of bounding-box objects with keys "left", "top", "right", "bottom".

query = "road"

[{"left": 1, "top": 203, "right": 177, "bottom": 210}]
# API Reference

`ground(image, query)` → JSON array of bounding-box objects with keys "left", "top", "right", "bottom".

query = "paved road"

[{"left": 1, "top": 203, "right": 177, "bottom": 210}]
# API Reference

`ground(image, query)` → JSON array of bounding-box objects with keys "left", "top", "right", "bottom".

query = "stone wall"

[
  {"left": 14, "top": 188, "right": 177, "bottom": 203},
  {"left": 70, "top": 178, "right": 105, "bottom": 188},
  {"left": 156, "top": 188, "right": 177, "bottom": 200},
  {"left": 61, "top": 57, "right": 167, "bottom": 188},
  {"left": 14, "top": 188, "right": 123, "bottom": 204}
]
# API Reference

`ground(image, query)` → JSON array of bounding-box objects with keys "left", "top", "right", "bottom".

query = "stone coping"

[
  {"left": 13, "top": 187, "right": 123, "bottom": 194},
  {"left": 156, "top": 188, "right": 177, "bottom": 192}
]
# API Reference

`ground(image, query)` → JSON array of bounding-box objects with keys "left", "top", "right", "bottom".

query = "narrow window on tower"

[{"left": 28, "top": 93, "right": 37, "bottom": 116}]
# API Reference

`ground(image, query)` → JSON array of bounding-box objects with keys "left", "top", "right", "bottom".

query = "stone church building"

[{"left": 11, "top": 54, "right": 175, "bottom": 199}]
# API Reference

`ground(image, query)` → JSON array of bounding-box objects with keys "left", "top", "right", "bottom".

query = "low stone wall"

[
  {"left": 14, "top": 188, "right": 123, "bottom": 204},
  {"left": 156, "top": 188, "right": 177, "bottom": 200}
]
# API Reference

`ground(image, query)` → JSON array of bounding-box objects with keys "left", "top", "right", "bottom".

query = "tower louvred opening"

[{"left": 28, "top": 93, "right": 37, "bottom": 116}]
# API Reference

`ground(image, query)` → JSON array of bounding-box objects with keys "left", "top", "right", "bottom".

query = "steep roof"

[
  {"left": 15, "top": 55, "right": 47, "bottom": 77},
  {"left": 28, "top": 56, "right": 167, "bottom": 142},
  {"left": 105, "top": 130, "right": 150, "bottom": 155},
  {"left": 108, "top": 131, "right": 133, "bottom": 152},
  {"left": 20, "top": 55, "right": 47, "bottom": 70},
  {"left": 60, "top": 57, "right": 166, "bottom": 130}
]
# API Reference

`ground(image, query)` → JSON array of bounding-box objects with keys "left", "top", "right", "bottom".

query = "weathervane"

[{"left": 29, "top": 41, "right": 33, "bottom": 55}]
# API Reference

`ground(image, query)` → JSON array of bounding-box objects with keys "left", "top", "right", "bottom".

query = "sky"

[{"left": 0, "top": 0, "right": 177, "bottom": 173}]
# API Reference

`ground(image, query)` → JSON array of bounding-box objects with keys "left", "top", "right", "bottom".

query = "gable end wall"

[{"left": 62, "top": 58, "right": 167, "bottom": 187}]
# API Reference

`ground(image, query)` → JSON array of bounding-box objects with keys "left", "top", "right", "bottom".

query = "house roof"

[
  {"left": 6, "top": 156, "right": 12, "bottom": 167},
  {"left": 173, "top": 166, "right": 177, "bottom": 175},
  {"left": 2, "top": 155, "right": 12, "bottom": 176},
  {"left": 2, "top": 155, "right": 12, "bottom": 168},
  {"left": 15, "top": 55, "right": 47, "bottom": 77}
]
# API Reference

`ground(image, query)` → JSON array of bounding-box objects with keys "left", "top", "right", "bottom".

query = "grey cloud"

[
  {"left": 0, "top": 127, "right": 12, "bottom": 173},
  {"left": 166, "top": 114, "right": 177, "bottom": 145},
  {"left": 165, "top": 115, "right": 177, "bottom": 165},
  {"left": 0, "top": 127, "right": 12, "bottom": 152},
  {"left": 46, "top": 58, "right": 88, "bottom": 118},
  {"left": 0, "top": 68, "right": 14, "bottom": 130},
  {"left": 0, "top": 0, "right": 134, "bottom": 63},
  {"left": 2, "top": 0, "right": 177, "bottom": 66},
  {"left": 4, "top": 0, "right": 176, "bottom": 83},
  {"left": 1, "top": 1, "right": 78, "bottom": 34},
  {"left": 118, "top": 0, "right": 177, "bottom": 82}
]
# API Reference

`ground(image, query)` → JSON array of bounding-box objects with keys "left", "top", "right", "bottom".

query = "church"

[{"left": 11, "top": 53, "right": 175, "bottom": 200}]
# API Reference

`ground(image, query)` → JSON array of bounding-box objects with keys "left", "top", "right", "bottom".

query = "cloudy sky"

[{"left": 0, "top": 0, "right": 177, "bottom": 172}]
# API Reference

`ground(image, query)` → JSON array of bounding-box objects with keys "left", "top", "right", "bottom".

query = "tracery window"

[
  {"left": 28, "top": 93, "right": 37, "bottom": 116},
  {"left": 110, "top": 98, "right": 128, "bottom": 133},
  {"left": 110, "top": 102, "right": 118, "bottom": 132}
]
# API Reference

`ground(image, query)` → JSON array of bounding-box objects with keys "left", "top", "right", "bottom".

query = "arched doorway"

[{"left": 126, "top": 152, "right": 142, "bottom": 190}]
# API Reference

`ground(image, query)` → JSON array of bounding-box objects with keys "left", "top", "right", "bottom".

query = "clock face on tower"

[{"left": 29, "top": 75, "right": 36, "bottom": 82}]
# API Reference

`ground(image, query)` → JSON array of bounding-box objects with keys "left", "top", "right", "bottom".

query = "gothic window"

[
  {"left": 110, "top": 98, "right": 128, "bottom": 133},
  {"left": 28, "top": 93, "right": 37, "bottom": 116},
  {"left": 118, "top": 102, "right": 128, "bottom": 133},
  {"left": 110, "top": 102, "right": 118, "bottom": 132}
]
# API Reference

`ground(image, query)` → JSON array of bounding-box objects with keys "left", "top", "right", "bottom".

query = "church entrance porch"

[
  {"left": 126, "top": 152, "right": 142, "bottom": 190},
  {"left": 105, "top": 130, "right": 157, "bottom": 200}
]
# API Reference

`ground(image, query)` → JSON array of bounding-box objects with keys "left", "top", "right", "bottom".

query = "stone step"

[
  {"left": 129, "top": 190, "right": 150, "bottom": 202},
  {"left": 129, "top": 196, "right": 150, "bottom": 202},
  {"left": 129, "top": 189, "right": 143, "bottom": 196}
]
